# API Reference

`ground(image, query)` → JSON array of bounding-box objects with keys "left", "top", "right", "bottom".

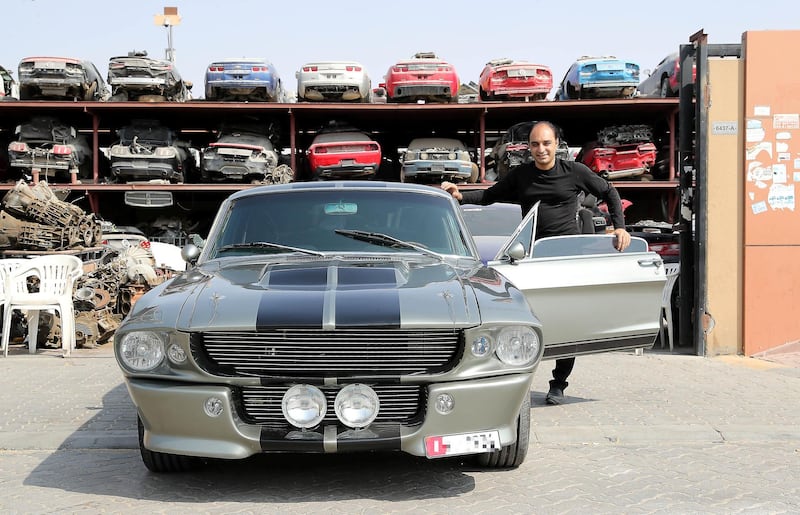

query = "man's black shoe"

[{"left": 545, "top": 386, "right": 565, "bottom": 405}]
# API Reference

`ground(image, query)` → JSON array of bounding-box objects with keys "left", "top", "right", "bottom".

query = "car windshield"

[{"left": 205, "top": 189, "right": 473, "bottom": 259}]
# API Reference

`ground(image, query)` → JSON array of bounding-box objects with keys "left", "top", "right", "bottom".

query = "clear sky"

[{"left": 1, "top": 0, "right": 798, "bottom": 99}]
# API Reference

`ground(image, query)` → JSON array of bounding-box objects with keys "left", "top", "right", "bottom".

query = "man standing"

[{"left": 441, "top": 121, "right": 631, "bottom": 405}]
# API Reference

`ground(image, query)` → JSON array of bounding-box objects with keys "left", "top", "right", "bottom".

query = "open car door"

[{"left": 488, "top": 204, "right": 666, "bottom": 360}]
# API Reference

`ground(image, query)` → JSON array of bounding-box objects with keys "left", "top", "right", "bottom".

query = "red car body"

[
  {"left": 478, "top": 59, "right": 552, "bottom": 101},
  {"left": 382, "top": 52, "right": 459, "bottom": 103},
  {"left": 307, "top": 130, "right": 381, "bottom": 179},
  {"left": 578, "top": 141, "right": 657, "bottom": 180}
]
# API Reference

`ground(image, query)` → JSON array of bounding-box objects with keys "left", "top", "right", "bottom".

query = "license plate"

[
  {"left": 431, "top": 163, "right": 445, "bottom": 172},
  {"left": 596, "top": 63, "right": 622, "bottom": 71},
  {"left": 340, "top": 159, "right": 356, "bottom": 166},
  {"left": 425, "top": 431, "right": 501, "bottom": 457}
]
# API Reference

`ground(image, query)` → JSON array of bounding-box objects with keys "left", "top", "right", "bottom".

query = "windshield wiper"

[
  {"left": 334, "top": 229, "right": 443, "bottom": 260},
  {"left": 217, "top": 241, "right": 324, "bottom": 256}
]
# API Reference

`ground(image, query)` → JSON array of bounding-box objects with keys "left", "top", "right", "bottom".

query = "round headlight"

[
  {"left": 166, "top": 343, "right": 186, "bottom": 364},
  {"left": 448, "top": 152, "right": 456, "bottom": 160},
  {"left": 118, "top": 331, "right": 165, "bottom": 371},
  {"left": 334, "top": 384, "right": 380, "bottom": 429},
  {"left": 419, "top": 152, "right": 428, "bottom": 160},
  {"left": 471, "top": 335, "right": 492, "bottom": 357},
  {"left": 282, "top": 385, "right": 327, "bottom": 429},
  {"left": 495, "top": 326, "right": 540, "bottom": 366}
]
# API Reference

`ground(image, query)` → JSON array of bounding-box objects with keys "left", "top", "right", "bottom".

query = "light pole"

[{"left": 153, "top": 6, "right": 181, "bottom": 63}]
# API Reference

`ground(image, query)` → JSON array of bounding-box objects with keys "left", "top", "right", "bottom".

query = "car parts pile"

[{"left": 0, "top": 180, "right": 170, "bottom": 349}]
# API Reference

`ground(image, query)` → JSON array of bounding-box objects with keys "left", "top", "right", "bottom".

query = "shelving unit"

[{"left": 0, "top": 97, "right": 680, "bottom": 230}]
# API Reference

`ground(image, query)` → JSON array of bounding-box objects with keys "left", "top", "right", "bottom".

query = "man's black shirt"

[{"left": 460, "top": 159, "right": 625, "bottom": 239}]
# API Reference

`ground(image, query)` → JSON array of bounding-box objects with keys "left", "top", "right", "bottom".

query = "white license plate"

[
  {"left": 596, "top": 63, "right": 622, "bottom": 71},
  {"left": 340, "top": 159, "right": 356, "bottom": 166},
  {"left": 431, "top": 163, "right": 445, "bottom": 172},
  {"left": 425, "top": 431, "right": 501, "bottom": 458}
]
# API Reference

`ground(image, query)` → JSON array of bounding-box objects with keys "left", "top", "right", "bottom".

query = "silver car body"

[
  {"left": 201, "top": 130, "right": 279, "bottom": 182},
  {"left": 114, "top": 181, "right": 664, "bottom": 469},
  {"left": 401, "top": 137, "right": 475, "bottom": 183},
  {"left": 296, "top": 61, "right": 371, "bottom": 102},
  {"left": 0, "top": 65, "right": 19, "bottom": 100},
  {"left": 17, "top": 56, "right": 109, "bottom": 101}
]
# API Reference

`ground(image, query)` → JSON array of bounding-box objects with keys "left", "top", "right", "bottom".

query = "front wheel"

[
  {"left": 659, "top": 77, "right": 671, "bottom": 98},
  {"left": 138, "top": 416, "right": 200, "bottom": 473},
  {"left": 475, "top": 390, "right": 530, "bottom": 468}
]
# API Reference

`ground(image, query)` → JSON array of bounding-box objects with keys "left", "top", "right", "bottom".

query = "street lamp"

[{"left": 153, "top": 6, "right": 181, "bottom": 63}]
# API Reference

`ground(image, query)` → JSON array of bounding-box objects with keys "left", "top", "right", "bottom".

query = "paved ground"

[{"left": 0, "top": 342, "right": 799, "bottom": 514}]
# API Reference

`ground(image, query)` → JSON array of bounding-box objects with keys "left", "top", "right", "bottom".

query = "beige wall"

[{"left": 704, "top": 57, "right": 743, "bottom": 356}]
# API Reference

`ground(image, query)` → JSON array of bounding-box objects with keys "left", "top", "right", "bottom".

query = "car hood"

[{"left": 158, "top": 257, "right": 512, "bottom": 332}]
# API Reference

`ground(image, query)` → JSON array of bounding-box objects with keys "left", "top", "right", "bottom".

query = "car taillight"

[
  {"left": 252, "top": 66, "right": 268, "bottom": 72},
  {"left": 208, "top": 66, "right": 224, "bottom": 72},
  {"left": 367, "top": 143, "right": 379, "bottom": 151},
  {"left": 303, "top": 66, "right": 318, "bottom": 72},
  {"left": 345, "top": 66, "right": 361, "bottom": 72},
  {"left": 8, "top": 142, "right": 27, "bottom": 152},
  {"left": 313, "top": 147, "right": 327, "bottom": 154},
  {"left": 52, "top": 145, "right": 72, "bottom": 155},
  {"left": 393, "top": 66, "right": 408, "bottom": 72},
  {"left": 140, "top": 240, "right": 151, "bottom": 249}
]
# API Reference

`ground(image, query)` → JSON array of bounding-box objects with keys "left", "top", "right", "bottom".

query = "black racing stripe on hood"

[
  {"left": 335, "top": 266, "right": 400, "bottom": 327},
  {"left": 256, "top": 266, "right": 327, "bottom": 329}
]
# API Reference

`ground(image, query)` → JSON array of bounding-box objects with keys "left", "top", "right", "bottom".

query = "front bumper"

[{"left": 129, "top": 372, "right": 534, "bottom": 460}]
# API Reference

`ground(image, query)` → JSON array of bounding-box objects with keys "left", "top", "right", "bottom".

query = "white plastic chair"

[
  {"left": 0, "top": 259, "right": 30, "bottom": 355},
  {"left": 1, "top": 255, "right": 83, "bottom": 357},
  {"left": 660, "top": 263, "right": 681, "bottom": 352}
]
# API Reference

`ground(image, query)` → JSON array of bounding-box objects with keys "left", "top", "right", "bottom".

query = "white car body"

[{"left": 296, "top": 61, "right": 371, "bottom": 102}]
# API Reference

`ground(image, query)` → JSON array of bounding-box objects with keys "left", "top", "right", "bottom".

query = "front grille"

[
  {"left": 193, "top": 329, "right": 462, "bottom": 377},
  {"left": 239, "top": 384, "right": 424, "bottom": 427}
]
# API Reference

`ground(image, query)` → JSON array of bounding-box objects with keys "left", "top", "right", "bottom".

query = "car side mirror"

[
  {"left": 181, "top": 242, "right": 202, "bottom": 265},
  {"left": 506, "top": 242, "right": 526, "bottom": 263}
]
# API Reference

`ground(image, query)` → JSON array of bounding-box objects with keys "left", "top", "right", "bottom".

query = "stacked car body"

[
  {"left": 107, "top": 51, "right": 191, "bottom": 102},
  {"left": 205, "top": 58, "right": 282, "bottom": 102},
  {"left": 383, "top": 52, "right": 459, "bottom": 104},
  {"left": 478, "top": 58, "right": 552, "bottom": 101},
  {"left": 296, "top": 61, "right": 371, "bottom": 102},
  {"left": 17, "top": 56, "right": 109, "bottom": 101},
  {"left": 107, "top": 120, "right": 195, "bottom": 183},
  {"left": 306, "top": 126, "right": 382, "bottom": 180},
  {"left": 577, "top": 124, "right": 657, "bottom": 180},
  {"left": 7, "top": 116, "right": 92, "bottom": 181},
  {"left": 201, "top": 125, "right": 283, "bottom": 183},
  {"left": 556, "top": 56, "right": 640, "bottom": 100}
]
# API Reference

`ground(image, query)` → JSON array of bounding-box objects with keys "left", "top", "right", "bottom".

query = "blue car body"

[
  {"left": 205, "top": 58, "right": 283, "bottom": 102},
  {"left": 556, "top": 56, "right": 640, "bottom": 100}
]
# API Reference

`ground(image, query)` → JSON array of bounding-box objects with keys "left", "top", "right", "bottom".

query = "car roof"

[
  {"left": 229, "top": 180, "right": 449, "bottom": 201},
  {"left": 210, "top": 58, "right": 272, "bottom": 64},
  {"left": 312, "top": 131, "right": 372, "bottom": 144},
  {"left": 407, "top": 137, "right": 465, "bottom": 149}
]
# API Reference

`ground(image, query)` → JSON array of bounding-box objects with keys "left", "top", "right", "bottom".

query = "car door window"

[
  {"left": 532, "top": 234, "right": 648, "bottom": 259},
  {"left": 495, "top": 201, "right": 538, "bottom": 260}
]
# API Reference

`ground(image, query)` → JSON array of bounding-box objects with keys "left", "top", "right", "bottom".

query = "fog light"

[
  {"left": 282, "top": 385, "right": 327, "bottom": 429},
  {"left": 334, "top": 384, "right": 379, "bottom": 429},
  {"left": 471, "top": 335, "right": 492, "bottom": 357},
  {"left": 204, "top": 397, "right": 224, "bottom": 417},
  {"left": 435, "top": 393, "right": 455, "bottom": 414},
  {"left": 166, "top": 343, "right": 186, "bottom": 364}
]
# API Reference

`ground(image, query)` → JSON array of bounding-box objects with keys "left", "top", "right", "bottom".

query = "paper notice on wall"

[
  {"left": 746, "top": 141, "right": 772, "bottom": 161},
  {"left": 773, "top": 113, "right": 800, "bottom": 130},
  {"left": 795, "top": 159, "right": 800, "bottom": 170},
  {"left": 776, "top": 131, "right": 792, "bottom": 140},
  {"left": 794, "top": 172, "right": 800, "bottom": 182},
  {"left": 767, "top": 183, "right": 795, "bottom": 211},
  {"left": 748, "top": 161, "right": 772, "bottom": 182},
  {"left": 776, "top": 142, "right": 789, "bottom": 153},
  {"left": 754, "top": 105, "right": 770, "bottom": 117},
  {"left": 752, "top": 201, "right": 768, "bottom": 214},
  {"left": 746, "top": 119, "right": 765, "bottom": 142},
  {"left": 772, "top": 164, "right": 788, "bottom": 183}
]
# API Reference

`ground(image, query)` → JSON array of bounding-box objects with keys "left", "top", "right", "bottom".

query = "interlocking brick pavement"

[{"left": 1, "top": 342, "right": 799, "bottom": 514}]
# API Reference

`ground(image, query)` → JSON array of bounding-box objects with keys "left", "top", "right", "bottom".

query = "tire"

[
  {"left": 475, "top": 390, "right": 530, "bottom": 468},
  {"left": 84, "top": 81, "right": 97, "bottom": 101},
  {"left": 479, "top": 88, "right": 489, "bottom": 101},
  {"left": 566, "top": 82, "right": 578, "bottom": 100},
  {"left": 468, "top": 162, "right": 479, "bottom": 183},
  {"left": 659, "top": 77, "right": 670, "bottom": 98},
  {"left": 138, "top": 416, "right": 200, "bottom": 473}
]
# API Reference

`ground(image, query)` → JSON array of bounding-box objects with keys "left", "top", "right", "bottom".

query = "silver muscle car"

[{"left": 114, "top": 181, "right": 665, "bottom": 472}]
